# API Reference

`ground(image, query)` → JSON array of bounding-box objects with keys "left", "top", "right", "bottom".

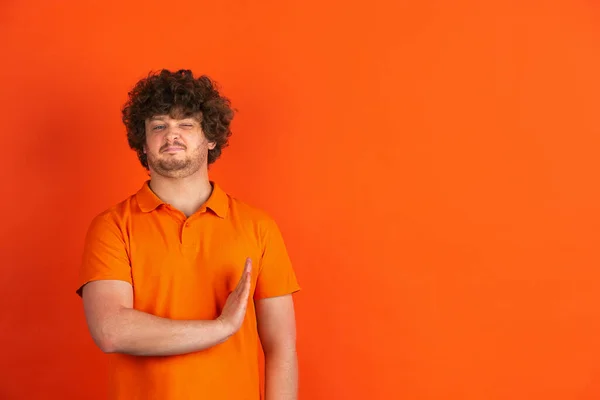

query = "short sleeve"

[
  {"left": 76, "top": 213, "right": 132, "bottom": 297},
  {"left": 254, "top": 218, "right": 301, "bottom": 300}
]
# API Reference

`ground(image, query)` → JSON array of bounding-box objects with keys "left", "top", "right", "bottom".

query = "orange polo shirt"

[{"left": 77, "top": 181, "right": 300, "bottom": 400}]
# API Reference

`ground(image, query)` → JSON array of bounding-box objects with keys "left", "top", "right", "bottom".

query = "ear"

[{"left": 208, "top": 141, "right": 216, "bottom": 150}]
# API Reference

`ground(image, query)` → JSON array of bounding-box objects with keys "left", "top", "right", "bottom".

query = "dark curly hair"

[{"left": 121, "top": 69, "right": 235, "bottom": 169}]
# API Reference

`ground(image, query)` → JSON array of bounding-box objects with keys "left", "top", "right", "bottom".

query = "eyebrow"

[
  {"left": 149, "top": 116, "right": 167, "bottom": 122},
  {"left": 148, "top": 116, "right": 198, "bottom": 122}
]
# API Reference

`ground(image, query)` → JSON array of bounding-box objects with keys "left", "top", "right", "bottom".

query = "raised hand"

[{"left": 217, "top": 257, "right": 253, "bottom": 337}]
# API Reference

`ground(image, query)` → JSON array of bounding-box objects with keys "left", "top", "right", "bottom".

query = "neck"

[{"left": 148, "top": 168, "right": 213, "bottom": 217}]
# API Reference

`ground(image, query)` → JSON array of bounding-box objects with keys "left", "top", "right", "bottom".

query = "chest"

[{"left": 124, "top": 213, "right": 261, "bottom": 317}]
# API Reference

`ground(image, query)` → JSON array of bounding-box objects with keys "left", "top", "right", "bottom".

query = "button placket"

[{"left": 181, "top": 220, "right": 189, "bottom": 243}]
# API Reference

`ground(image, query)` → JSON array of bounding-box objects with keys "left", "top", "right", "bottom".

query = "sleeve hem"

[
  {"left": 254, "top": 285, "right": 301, "bottom": 301},
  {"left": 75, "top": 277, "right": 133, "bottom": 298}
]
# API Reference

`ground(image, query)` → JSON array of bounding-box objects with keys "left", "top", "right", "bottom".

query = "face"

[{"left": 144, "top": 113, "right": 216, "bottom": 178}]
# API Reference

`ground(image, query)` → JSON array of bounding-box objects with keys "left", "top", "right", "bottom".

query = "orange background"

[{"left": 2, "top": 0, "right": 600, "bottom": 399}]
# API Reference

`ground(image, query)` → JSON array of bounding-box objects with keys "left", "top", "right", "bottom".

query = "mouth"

[{"left": 161, "top": 146, "right": 186, "bottom": 153}]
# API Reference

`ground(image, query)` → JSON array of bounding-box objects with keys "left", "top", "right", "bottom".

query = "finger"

[
  {"left": 233, "top": 259, "right": 250, "bottom": 292},
  {"left": 232, "top": 279, "right": 243, "bottom": 297},
  {"left": 242, "top": 268, "right": 252, "bottom": 298},
  {"left": 238, "top": 258, "right": 252, "bottom": 283},
  {"left": 234, "top": 258, "right": 252, "bottom": 294},
  {"left": 234, "top": 270, "right": 250, "bottom": 302}
]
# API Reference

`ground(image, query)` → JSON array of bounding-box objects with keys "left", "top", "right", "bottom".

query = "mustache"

[{"left": 159, "top": 141, "right": 187, "bottom": 152}]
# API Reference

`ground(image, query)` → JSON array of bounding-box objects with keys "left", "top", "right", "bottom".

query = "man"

[{"left": 77, "top": 69, "right": 300, "bottom": 399}]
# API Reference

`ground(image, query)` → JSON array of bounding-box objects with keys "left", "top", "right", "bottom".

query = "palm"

[{"left": 219, "top": 258, "right": 252, "bottom": 334}]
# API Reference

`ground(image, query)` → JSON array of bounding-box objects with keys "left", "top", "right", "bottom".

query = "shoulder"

[
  {"left": 222, "top": 191, "right": 282, "bottom": 237},
  {"left": 228, "top": 195, "right": 273, "bottom": 222},
  {"left": 85, "top": 192, "right": 139, "bottom": 235}
]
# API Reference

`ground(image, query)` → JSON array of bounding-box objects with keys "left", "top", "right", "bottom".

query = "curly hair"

[{"left": 121, "top": 69, "right": 235, "bottom": 169}]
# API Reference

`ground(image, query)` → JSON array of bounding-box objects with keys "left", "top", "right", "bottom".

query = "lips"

[{"left": 161, "top": 146, "right": 186, "bottom": 153}]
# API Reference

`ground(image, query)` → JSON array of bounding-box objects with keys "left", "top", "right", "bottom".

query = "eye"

[
  {"left": 180, "top": 124, "right": 194, "bottom": 129},
  {"left": 152, "top": 125, "right": 165, "bottom": 131}
]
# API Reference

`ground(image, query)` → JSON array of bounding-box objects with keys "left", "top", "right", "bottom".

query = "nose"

[{"left": 164, "top": 125, "right": 180, "bottom": 141}]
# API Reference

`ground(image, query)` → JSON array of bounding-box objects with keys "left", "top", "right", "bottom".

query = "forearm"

[
  {"left": 264, "top": 348, "right": 298, "bottom": 400},
  {"left": 99, "top": 307, "right": 230, "bottom": 356}
]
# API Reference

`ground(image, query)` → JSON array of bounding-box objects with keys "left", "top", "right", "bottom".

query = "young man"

[{"left": 77, "top": 69, "right": 300, "bottom": 399}]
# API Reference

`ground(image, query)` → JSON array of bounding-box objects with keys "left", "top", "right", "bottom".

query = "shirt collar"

[{"left": 136, "top": 180, "right": 229, "bottom": 218}]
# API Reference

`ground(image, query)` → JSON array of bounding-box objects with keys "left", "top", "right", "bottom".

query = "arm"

[
  {"left": 256, "top": 294, "right": 298, "bottom": 400},
  {"left": 82, "top": 258, "right": 253, "bottom": 357}
]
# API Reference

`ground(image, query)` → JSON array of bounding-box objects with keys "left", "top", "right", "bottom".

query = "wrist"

[{"left": 215, "top": 317, "right": 234, "bottom": 340}]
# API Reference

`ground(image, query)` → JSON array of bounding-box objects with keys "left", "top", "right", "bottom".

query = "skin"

[{"left": 82, "top": 111, "right": 298, "bottom": 399}]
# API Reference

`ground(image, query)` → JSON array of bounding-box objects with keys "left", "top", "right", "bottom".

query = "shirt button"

[{"left": 185, "top": 222, "right": 190, "bottom": 227}]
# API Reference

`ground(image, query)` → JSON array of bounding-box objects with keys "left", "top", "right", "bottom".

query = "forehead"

[
  {"left": 147, "top": 113, "right": 201, "bottom": 122},
  {"left": 148, "top": 106, "right": 202, "bottom": 121}
]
